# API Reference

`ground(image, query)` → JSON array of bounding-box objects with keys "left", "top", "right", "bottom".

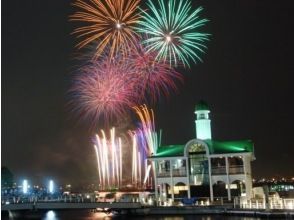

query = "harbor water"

[{"left": 2, "top": 210, "right": 264, "bottom": 220}]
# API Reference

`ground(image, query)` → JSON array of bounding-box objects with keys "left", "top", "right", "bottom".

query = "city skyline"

[{"left": 2, "top": 0, "right": 294, "bottom": 185}]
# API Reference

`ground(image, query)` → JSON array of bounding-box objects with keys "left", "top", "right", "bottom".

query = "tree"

[{"left": 1, "top": 166, "right": 14, "bottom": 188}]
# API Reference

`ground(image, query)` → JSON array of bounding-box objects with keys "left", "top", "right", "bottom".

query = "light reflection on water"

[
  {"left": 43, "top": 210, "right": 58, "bottom": 220},
  {"left": 4, "top": 210, "right": 261, "bottom": 220}
]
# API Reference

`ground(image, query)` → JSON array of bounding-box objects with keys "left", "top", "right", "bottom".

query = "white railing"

[
  {"left": 239, "top": 197, "right": 294, "bottom": 210},
  {"left": 211, "top": 167, "right": 226, "bottom": 175},
  {"left": 157, "top": 171, "right": 170, "bottom": 178},
  {"left": 172, "top": 168, "right": 187, "bottom": 177},
  {"left": 229, "top": 166, "right": 244, "bottom": 174},
  {"left": 211, "top": 166, "right": 244, "bottom": 175}
]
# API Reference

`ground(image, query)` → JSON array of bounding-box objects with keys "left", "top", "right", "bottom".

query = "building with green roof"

[{"left": 149, "top": 101, "right": 255, "bottom": 203}]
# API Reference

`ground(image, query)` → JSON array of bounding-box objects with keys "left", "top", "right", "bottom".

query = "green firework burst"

[{"left": 137, "top": 0, "right": 210, "bottom": 67}]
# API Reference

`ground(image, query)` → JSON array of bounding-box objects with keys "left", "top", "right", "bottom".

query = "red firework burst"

[
  {"left": 69, "top": 58, "right": 138, "bottom": 125},
  {"left": 128, "top": 44, "right": 183, "bottom": 103}
]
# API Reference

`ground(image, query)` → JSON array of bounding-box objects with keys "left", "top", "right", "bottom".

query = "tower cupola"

[{"left": 195, "top": 100, "right": 212, "bottom": 140}]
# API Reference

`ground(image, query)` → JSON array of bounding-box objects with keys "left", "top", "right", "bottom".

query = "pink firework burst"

[
  {"left": 69, "top": 58, "right": 138, "bottom": 125},
  {"left": 128, "top": 44, "right": 184, "bottom": 103}
]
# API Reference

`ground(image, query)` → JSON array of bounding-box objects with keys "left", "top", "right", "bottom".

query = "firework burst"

[
  {"left": 137, "top": 0, "right": 209, "bottom": 67},
  {"left": 127, "top": 44, "right": 183, "bottom": 102},
  {"left": 70, "top": 0, "right": 141, "bottom": 58},
  {"left": 68, "top": 58, "right": 137, "bottom": 125}
]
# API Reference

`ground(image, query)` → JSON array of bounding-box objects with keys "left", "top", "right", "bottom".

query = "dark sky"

[{"left": 2, "top": 0, "right": 294, "bottom": 186}]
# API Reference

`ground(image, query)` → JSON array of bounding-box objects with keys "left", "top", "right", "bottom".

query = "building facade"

[{"left": 149, "top": 101, "right": 255, "bottom": 202}]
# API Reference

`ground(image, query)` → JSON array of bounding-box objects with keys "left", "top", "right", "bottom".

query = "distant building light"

[
  {"left": 148, "top": 198, "right": 153, "bottom": 205},
  {"left": 49, "top": 180, "right": 54, "bottom": 194},
  {"left": 23, "top": 180, "right": 28, "bottom": 194},
  {"left": 226, "top": 184, "right": 237, "bottom": 189}
]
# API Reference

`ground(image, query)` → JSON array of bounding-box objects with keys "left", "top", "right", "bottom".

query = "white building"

[{"left": 149, "top": 101, "right": 255, "bottom": 202}]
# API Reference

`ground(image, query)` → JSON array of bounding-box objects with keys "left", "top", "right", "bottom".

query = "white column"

[
  {"left": 225, "top": 156, "right": 231, "bottom": 201},
  {"left": 188, "top": 187, "right": 191, "bottom": 198},
  {"left": 153, "top": 161, "right": 159, "bottom": 201},
  {"left": 163, "top": 183, "right": 167, "bottom": 203},
  {"left": 159, "top": 183, "right": 162, "bottom": 206},
  {"left": 170, "top": 159, "right": 174, "bottom": 203},
  {"left": 243, "top": 156, "right": 253, "bottom": 199},
  {"left": 208, "top": 156, "right": 214, "bottom": 201},
  {"left": 186, "top": 158, "right": 191, "bottom": 198}
]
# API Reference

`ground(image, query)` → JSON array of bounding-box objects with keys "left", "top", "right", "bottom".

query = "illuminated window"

[{"left": 189, "top": 143, "right": 206, "bottom": 153}]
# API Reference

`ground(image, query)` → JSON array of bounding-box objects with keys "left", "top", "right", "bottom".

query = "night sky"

[{"left": 2, "top": 0, "right": 294, "bottom": 186}]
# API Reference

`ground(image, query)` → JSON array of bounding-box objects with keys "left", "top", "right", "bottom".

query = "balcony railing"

[
  {"left": 157, "top": 171, "right": 170, "bottom": 178},
  {"left": 158, "top": 165, "right": 245, "bottom": 177},
  {"left": 229, "top": 165, "right": 244, "bottom": 174},
  {"left": 157, "top": 167, "right": 187, "bottom": 178},
  {"left": 172, "top": 168, "right": 187, "bottom": 177},
  {"left": 211, "top": 165, "right": 244, "bottom": 175},
  {"left": 211, "top": 167, "right": 226, "bottom": 175}
]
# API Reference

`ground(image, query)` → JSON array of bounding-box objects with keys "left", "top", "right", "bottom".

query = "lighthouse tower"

[{"left": 195, "top": 101, "right": 212, "bottom": 140}]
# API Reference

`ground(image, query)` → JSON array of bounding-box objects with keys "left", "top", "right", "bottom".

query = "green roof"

[
  {"left": 154, "top": 145, "right": 185, "bottom": 157},
  {"left": 151, "top": 140, "right": 254, "bottom": 158},
  {"left": 205, "top": 140, "right": 254, "bottom": 154},
  {"left": 195, "top": 100, "right": 209, "bottom": 111}
]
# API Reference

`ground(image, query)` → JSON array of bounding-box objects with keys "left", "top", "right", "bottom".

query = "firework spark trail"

[
  {"left": 92, "top": 106, "right": 159, "bottom": 189},
  {"left": 119, "top": 138, "right": 122, "bottom": 188},
  {"left": 111, "top": 128, "right": 115, "bottom": 185},
  {"left": 94, "top": 128, "right": 122, "bottom": 189},
  {"left": 137, "top": 0, "right": 209, "bottom": 67},
  {"left": 129, "top": 130, "right": 146, "bottom": 188},
  {"left": 138, "top": 152, "right": 142, "bottom": 186},
  {"left": 93, "top": 142, "right": 102, "bottom": 185},
  {"left": 133, "top": 105, "right": 160, "bottom": 155},
  {"left": 101, "top": 130, "right": 110, "bottom": 187},
  {"left": 70, "top": 0, "right": 141, "bottom": 58},
  {"left": 132, "top": 105, "right": 161, "bottom": 188},
  {"left": 131, "top": 132, "right": 138, "bottom": 184}
]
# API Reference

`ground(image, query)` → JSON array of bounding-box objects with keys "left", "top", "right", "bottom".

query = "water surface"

[{"left": 2, "top": 210, "right": 262, "bottom": 220}]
